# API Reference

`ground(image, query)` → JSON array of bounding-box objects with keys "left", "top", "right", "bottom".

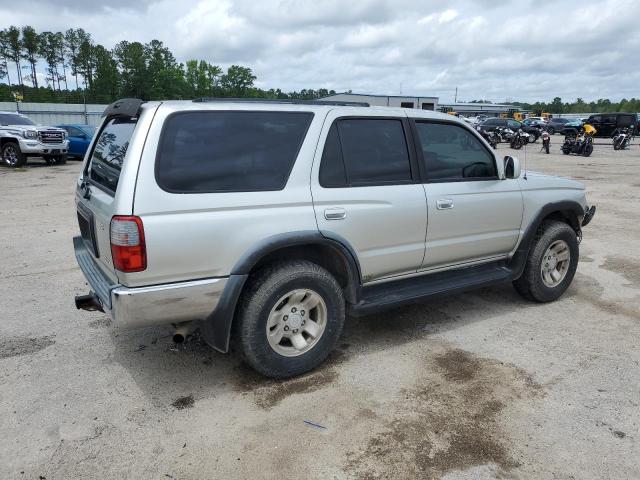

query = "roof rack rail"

[{"left": 192, "top": 97, "right": 370, "bottom": 107}]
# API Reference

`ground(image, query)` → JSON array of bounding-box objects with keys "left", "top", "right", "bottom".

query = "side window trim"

[
  {"left": 319, "top": 116, "right": 420, "bottom": 188},
  {"left": 410, "top": 118, "right": 499, "bottom": 184}
]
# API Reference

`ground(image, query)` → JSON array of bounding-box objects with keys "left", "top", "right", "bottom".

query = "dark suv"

[
  {"left": 585, "top": 113, "right": 638, "bottom": 137},
  {"left": 546, "top": 118, "right": 572, "bottom": 135},
  {"left": 477, "top": 118, "right": 541, "bottom": 141}
]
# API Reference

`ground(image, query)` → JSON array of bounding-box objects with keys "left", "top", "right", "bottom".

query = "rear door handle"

[
  {"left": 436, "top": 199, "right": 454, "bottom": 210},
  {"left": 324, "top": 207, "right": 347, "bottom": 220}
]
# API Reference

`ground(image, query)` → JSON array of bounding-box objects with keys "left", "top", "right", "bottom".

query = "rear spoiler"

[{"left": 102, "top": 98, "right": 143, "bottom": 118}]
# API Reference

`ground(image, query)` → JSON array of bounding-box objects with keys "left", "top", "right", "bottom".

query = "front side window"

[
  {"left": 156, "top": 111, "right": 312, "bottom": 193},
  {"left": 88, "top": 117, "right": 137, "bottom": 193},
  {"left": 414, "top": 121, "right": 497, "bottom": 182},
  {"left": 319, "top": 118, "right": 412, "bottom": 187}
]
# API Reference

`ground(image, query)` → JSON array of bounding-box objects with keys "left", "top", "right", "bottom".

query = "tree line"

[{"left": 0, "top": 25, "right": 336, "bottom": 103}]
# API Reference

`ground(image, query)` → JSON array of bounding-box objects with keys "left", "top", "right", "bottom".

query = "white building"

[{"left": 320, "top": 93, "right": 438, "bottom": 111}]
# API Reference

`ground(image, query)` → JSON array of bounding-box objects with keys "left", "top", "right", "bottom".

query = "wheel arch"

[
  {"left": 509, "top": 201, "right": 585, "bottom": 280},
  {"left": 202, "top": 231, "right": 362, "bottom": 353}
]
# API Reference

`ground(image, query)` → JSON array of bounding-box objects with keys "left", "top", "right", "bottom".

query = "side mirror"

[{"left": 503, "top": 155, "right": 521, "bottom": 179}]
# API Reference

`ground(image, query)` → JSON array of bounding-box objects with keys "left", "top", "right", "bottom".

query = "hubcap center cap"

[{"left": 288, "top": 313, "right": 303, "bottom": 329}]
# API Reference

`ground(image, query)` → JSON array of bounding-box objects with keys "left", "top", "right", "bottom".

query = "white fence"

[{"left": 0, "top": 102, "right": 108, "bottom": 126}]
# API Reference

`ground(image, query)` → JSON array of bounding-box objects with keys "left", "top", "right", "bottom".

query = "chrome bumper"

[
  {"left": 19, "top": 138, "right": 69, "bottom": 155},
  {"left": 73, "top": 236, "right": 227, "bottom": 328}
]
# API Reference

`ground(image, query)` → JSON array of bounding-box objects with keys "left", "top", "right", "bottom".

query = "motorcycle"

[
  {"left": 510, "top": 128, "right": 533, "bottom": 150},
  {"left": 477, "top": 126, "right": 499, "bottom": 149},
  {"left": 494, "top": 126, "right": 515, "bottom": 144},
  {"left": 540, "top": 130, "right": 551, "bottom": 154},
  {"left": 562, "top": 129, "right": 594, "bottom": 157},
  {"left": 612, "top": 127, "right": 632, "bottom": 150}
]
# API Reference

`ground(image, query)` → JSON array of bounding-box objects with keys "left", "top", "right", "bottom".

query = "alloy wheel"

[{"left": 540, "top": 240, "right": 571, "bottom": 287}]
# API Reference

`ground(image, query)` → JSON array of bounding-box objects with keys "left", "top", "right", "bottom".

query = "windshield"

[
  {"left": 79, "top": 125, "right": 97, "bottom": 137},
  {"left": 0, "top": 113, "right": 35, "bottom": 126}
]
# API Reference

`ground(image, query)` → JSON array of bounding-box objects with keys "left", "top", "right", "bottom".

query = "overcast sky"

[{"left": 2, "top": 0, "right": 639, "bottom": 103}]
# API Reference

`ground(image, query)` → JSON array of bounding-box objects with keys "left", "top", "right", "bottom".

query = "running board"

[{"left": 349, "top": 262, "right": 512, "bottom": 317}]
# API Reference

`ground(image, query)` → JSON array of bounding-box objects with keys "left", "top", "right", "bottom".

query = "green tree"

[
  {"left": 21, "top": 26, "right": 40, "bottom": 88},
  {"left": 185, "top": 59, "right": 222, "bottom": 97},
  {"left": 39, "top": 31, "right": 64, "bottom": 90},
  {"left": 0, "top": 30, "right": 12, "bottom": 85},
  {"left": 145, "top": 39, "right": 187, "bottom": 99},
  {"left": 91, "top": 44, "right": 119, "bottom": 102},
  {"left": 64, "top": 28, "right": 82, "bottom": 89},
  {"left": 113, "top": 40, "right": 148, "bottom": 98},
  {"left": 76, "top": 29, "right": 95, "bottom": 89},
  {"left": 5, "top": 26, "right": 23, "bottom": 87},
  {"left": 220, "top": 65, "right": 256, "bottom": 96}
]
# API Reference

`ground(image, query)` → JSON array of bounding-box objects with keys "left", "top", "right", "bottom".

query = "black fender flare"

[
  {"left": 202, "top": 231, "right": 362, "bottom": 353},
  {"left": 508, "top": 200, "right": 586, "bottom": 280}
]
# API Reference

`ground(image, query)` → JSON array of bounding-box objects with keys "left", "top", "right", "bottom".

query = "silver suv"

[{"left": 74, "top": 98, "right": 596, "bottom": 378}]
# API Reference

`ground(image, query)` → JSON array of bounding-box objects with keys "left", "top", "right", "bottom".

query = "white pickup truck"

[{"left": 0, "top": 111, "right": 69, "bottom": 167}]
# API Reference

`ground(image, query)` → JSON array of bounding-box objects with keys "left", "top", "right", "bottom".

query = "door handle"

[
  {"left": 324, "top": 207, "right": 347, "bottom": 220},
  {"left": 436, "top": 199, "right": 454, "bottom": 210}
]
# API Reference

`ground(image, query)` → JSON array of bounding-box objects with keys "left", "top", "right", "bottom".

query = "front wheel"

[
  {"left": 2, "top": 142, "right": 26, "bottom": 167},
  {"left": 54, "top": 155, "right": 67, "bottom": 165},
  {"left": 236, "top": 260, "right": 345, "bottom": 379},
  {"left": 513, "top": 221, "right": 579, "bottom": 302}
]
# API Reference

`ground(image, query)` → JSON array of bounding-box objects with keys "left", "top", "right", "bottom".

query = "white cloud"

[{"left": 1, "top": 0, "right": 640, "bottom": 102}]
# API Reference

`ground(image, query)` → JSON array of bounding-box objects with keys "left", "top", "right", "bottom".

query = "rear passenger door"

[
  {"left": 311, "top": 111, "right": 427, "bottom": 282},
  {"left": 411, "top": 119, "right": 524, "bottom": 269}
]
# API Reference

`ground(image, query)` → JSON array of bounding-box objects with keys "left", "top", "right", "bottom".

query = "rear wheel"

[
  {"left": 2, "top": 142, "right": 26, "bottom": 167},
  {"left": 236, "top": 260, "right": 345, "bottom": 378},
  {"left": 513, "top": 221, "right": 579, "bottom": 302},
  {"left": 582, "top": 143, "right": 593, "bottom": 157}
]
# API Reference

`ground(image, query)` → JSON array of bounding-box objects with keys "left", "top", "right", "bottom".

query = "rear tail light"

[{"left": 110, "top": 216, "right": 146, "bottom": 272}]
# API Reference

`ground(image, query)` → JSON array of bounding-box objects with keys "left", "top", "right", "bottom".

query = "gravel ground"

[{"left": 1, "top": 139, "right": 639, "bottom": 479}]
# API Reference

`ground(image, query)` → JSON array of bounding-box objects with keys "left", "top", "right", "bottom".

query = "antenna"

[{"left": 523, "top": 140, "right": 528, "bottom": 180}]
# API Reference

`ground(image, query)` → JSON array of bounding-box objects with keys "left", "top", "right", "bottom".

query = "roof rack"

[{"left": 192, "top": 98, "right": 370, "bottom": 107}]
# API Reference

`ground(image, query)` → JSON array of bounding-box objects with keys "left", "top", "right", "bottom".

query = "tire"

[
  {"left": 2, "top": 142, "right": 26, "bottom": 167},
  {"left": 236, "top": 260, "right": 345, "bottom": 379},
  {"left": 513, "top": 221, "right": 579, "bottom": 303},
  {"left": 54, "top": 155, "right": 67, "bottom": 165},
  {"left": 43, "top": 155, "right": 55, "bottom": 165},
  {"left": 582, "top": 143, "right": 593, "bottom": 157}
]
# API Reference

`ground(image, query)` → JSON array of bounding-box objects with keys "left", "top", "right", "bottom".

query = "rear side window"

[
  {"left": 156, "top": 111, "right": 312, "bottom": 193},
  {"left": 319, "top": 118, "right": 411, "bottom": 187},
  {"left": 414, "top": 121, "right": 496, "bottom": 181},
  {"left": 88, "top": 117, "right": 137, "bottom": 194}
]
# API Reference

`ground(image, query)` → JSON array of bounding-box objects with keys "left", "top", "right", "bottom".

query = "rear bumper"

[{"left": 73, "top": 236, "right": 228, "bottom": 328}]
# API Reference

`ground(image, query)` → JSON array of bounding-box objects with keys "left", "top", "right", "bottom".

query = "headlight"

[{"left": 23, "top": 130, "right": 38, "bottom": 139}]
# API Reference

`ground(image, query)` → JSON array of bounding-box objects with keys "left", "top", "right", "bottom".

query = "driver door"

[{"left": 412, "top": 119, "right": 524, "bottom": 269}]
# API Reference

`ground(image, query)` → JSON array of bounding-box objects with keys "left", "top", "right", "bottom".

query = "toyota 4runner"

[
  {"left": 0, "top": 111, "right": 69, "bottom": 167},
  {"left": 74, "top": 98, "right": 596, "bottom": 378}
]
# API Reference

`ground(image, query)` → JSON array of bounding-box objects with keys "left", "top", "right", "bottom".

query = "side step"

[{"left": 349, "top": 262, "right": 512, "bottom": 317}]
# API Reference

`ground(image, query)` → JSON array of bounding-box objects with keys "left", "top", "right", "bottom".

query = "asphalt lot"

[{"left": 1, "top": 139, "right": 639, "bottom": 479}]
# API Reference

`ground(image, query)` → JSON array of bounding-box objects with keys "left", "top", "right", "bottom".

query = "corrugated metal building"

[
  {"left": 320, "top": 93, "right": 438, "bottom": 110},
  {"left": 438, "top": 102, "right": 524, "bottom": 117},
  {"left": 0, "top": 102, "right": 107, "bottom": 126}
]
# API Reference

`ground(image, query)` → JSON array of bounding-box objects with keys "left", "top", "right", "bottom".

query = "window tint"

[
  {"left": 319, "top": 123, "right": 347, "bottom": 187},
  {"left": 508, "top": 120, "right": 521, "bottom": 129},
  {"left": 66, "top": 126, "right": 83, "bottom": 137},
  {"left": 414, "top": 122, "right": 496, "bottom": 181},
  {"left": 337, "top": 118, "right": 411, "bottom": 185},
  {"left": 88, "top": 117, "right": 137, "bottom": 193},
  {"left": 156, "top": 111, "right": 312, "bottom": 193}
]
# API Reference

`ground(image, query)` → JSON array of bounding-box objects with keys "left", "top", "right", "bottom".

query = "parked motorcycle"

[
  {"left": 541, "top": 130, "right": 551, "bottom": 154},
  {"left": 510, "top": 129, "right": 532, "bottom": 150},
  {"left": 561, "top": 129, "right": 594, "bottom": 157},
  {"left": 612, "top": 127, "right": 632, "bottom": 150},
  {"left": 494, "top": 126, "right": 515, "bottom": 144},
  {"left": 477, "top": 127, "right": 499, "bottom": 149}
]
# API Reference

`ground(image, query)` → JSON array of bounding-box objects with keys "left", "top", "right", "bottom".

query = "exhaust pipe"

[
  {"left": 75, "top": 292, "right": 104, "bottom": 312},
  {"left": 173, "top": 322, "right": 195, "bottom": 344}
]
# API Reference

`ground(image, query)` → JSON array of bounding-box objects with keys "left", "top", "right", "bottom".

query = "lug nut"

[
  {"left": 283, "top": 315, "right": 288, "bottom": 321},
  {"left": 300, "top": 310, "right": 305, "bottom": 316},
  {"left": 284, "top": 326, "right": 289, "bottom": 331},
  {"left": 291, "top": 307, "right": 297, "bottom": 313},
  {"left": 293, "top": 329, "right": 298, "bottom": 334},
  {"left": 302, "top": 320, "right": 306, "bottom": 325}
]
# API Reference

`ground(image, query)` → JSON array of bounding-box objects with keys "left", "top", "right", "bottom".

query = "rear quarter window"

[
  {"left": 87, "top": 117, "right": 137, "bottom": 194},
  {"left": 156, "top": 111, "right": 313, "bottom": 193}
]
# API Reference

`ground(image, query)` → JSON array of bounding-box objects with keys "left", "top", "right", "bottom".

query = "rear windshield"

[
  {"left": 156, "top": 111, "right": 313, "bottom": 193},
  {"left": 87, "top": 117, "right": 137, "bottom": 194}
]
